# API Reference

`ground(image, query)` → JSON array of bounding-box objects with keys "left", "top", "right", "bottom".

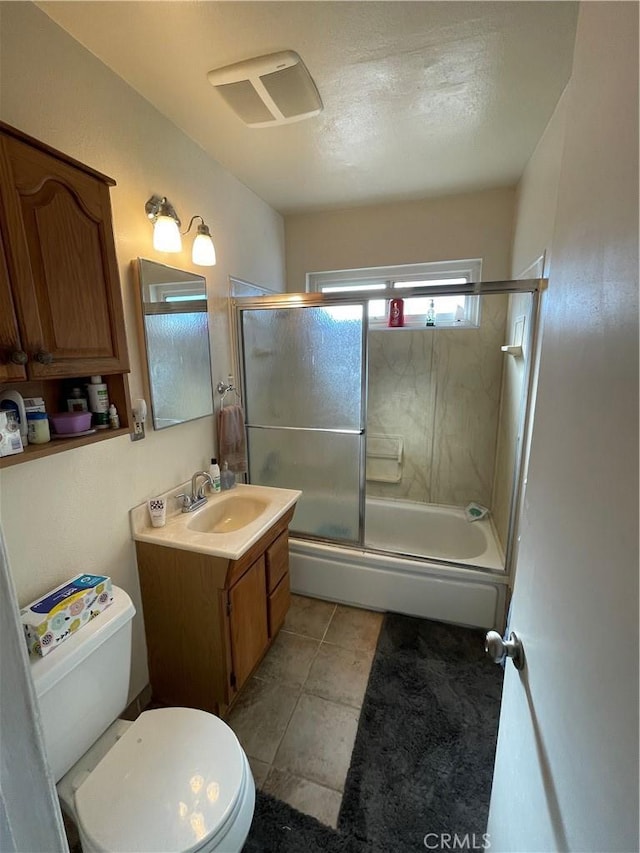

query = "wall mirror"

[{"left": 134, "top": 258, "right": 214, "bottom": 429}]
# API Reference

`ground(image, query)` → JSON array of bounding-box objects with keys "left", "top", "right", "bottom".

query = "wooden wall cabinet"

[
  {"left": 135, "top": 508, "right": 295, "bottom": 717},
  {"left": 0, "top": 122, "right": 131, "bottom": 466}
]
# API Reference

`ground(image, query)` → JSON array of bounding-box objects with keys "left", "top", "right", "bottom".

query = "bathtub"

[
  {"left": 364, "top": 497, "right": 504, "bottom": 568},
  {"left": 288, "top": 497, "right": 508, "bottom": 630}
]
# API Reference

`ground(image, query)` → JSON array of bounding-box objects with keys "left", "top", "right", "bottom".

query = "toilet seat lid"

[{"left": 75, "top": 707, "right": 246, "bottom": 853}]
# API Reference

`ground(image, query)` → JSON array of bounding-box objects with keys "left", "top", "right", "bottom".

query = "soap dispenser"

[{"left": 221, "top": 461, "right": 236, "bottom": 491}]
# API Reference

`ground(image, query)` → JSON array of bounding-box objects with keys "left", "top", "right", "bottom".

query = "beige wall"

[
  {"left": 511, "top": 90, "right": 569, "bottom": 280},
  {"left": 491, "top": 89, "right": 569, "bottom": 550},
  {"left": 285, "top": 187, "right": 516, "bottom": 291},
  {"left": 0, "top": 3, "right": 284, "bottom": 699}
]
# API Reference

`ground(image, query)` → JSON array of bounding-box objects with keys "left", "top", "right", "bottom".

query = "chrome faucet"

[{"left": 176, "top": 471, "right": 214, "bottom": 512}]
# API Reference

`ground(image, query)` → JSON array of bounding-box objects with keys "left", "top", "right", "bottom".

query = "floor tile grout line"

[
  {"left": 262, "top": 765, "right": 347, "bottom": 798},
  {"left": 317, "top": 637, "right": 378, "bottom": 655},
  {"left": 270, "top": 685, "right": 306, "bottom": 769},
  {"left": 300, "top": 684, "right": 365, "bottom": 713},
  {"left": 288, "top": 602, "right": 338, "bottom": 696},
  {"left": 319, "top": 603, "right": 339, "bottom": 643},
  {"left": 301, "top": 602, "right": 337, "bottom": 689}
]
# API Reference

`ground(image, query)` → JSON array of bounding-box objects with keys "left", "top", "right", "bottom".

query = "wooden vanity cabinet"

[{"left": 135, "top": 508, "right": 294, "bottom": 717}]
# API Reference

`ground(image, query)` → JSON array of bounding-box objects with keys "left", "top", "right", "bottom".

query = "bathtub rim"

[
  {"left": 289, "top": 534, "right": 509, "bottom": 579},
  {"left": 288, "top": 538, "right": 508, "bottom": 630},
  {"left": 290, "top": 497, "right": 507, "bottom": 575}
]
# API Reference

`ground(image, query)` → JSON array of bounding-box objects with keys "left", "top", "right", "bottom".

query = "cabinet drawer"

[
  {"left": 266, "top": 531, "right": 289, "bottom": 593},
  {"left": 268, "top": 572, "right": 290, "bottom": 638}
]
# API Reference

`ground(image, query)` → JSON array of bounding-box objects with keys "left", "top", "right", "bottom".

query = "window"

[
  {"left": 164, "top": 293, "right": 206, "bottom": 303},
  {"left": 308, "top": 260, "right": 482, "bottom": 328}
]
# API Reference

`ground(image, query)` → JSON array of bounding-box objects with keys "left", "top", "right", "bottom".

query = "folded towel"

[{"left": 217, "top": 404, "right": 247, "bottom": 474}]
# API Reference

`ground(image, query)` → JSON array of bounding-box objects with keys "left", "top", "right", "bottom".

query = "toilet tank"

[{"left": 29, "top": 585, "right": 136, "bottom": 781}]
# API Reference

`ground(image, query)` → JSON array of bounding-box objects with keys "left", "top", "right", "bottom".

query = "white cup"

[{"left": 148, "top": 497, "right": 167, "bottom": 528}]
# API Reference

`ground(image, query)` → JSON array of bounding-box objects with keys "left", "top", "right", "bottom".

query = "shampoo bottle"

[
  {"left": 209, "top": 458, "right": 221, "bottom": 493},
  {"left": 87, "top": 376, "right": 110, "bottom": 429}
]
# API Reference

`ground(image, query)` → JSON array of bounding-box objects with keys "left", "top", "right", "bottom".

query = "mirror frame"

[{"left": 132, "top": 258, "right": 214, "bottom": 430}]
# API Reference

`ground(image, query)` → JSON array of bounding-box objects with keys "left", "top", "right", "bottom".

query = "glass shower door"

[{"left": 238, "top": 302, "right": 366, "bottom": 544}]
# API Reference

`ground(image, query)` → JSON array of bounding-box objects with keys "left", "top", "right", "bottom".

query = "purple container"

[{"left": 49, "top": 411, "right": 93, "bottom": 434}]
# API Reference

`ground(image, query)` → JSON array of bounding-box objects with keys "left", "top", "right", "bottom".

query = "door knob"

[
  {"left": 34, "top": 350, "right": 54, "bottom": 365},
  {"left": 485, "top": 630, "right": 525, "bottom": 670}
]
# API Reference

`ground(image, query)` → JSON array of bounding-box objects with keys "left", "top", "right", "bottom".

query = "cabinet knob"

[
  {"left": 10, "top": 350, "right": 28, "bottom": 365},
  {"left": 34, "top": 350, "right": 54, "bottom": 365}
]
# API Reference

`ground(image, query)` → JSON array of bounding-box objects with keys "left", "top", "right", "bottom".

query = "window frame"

[{"left": 307, "top": 259, "right": 483, "bottom": 329}]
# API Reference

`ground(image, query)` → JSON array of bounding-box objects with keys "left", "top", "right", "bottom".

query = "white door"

[{"left": 487, "top": 4, "right": 638, "bottom": 852}]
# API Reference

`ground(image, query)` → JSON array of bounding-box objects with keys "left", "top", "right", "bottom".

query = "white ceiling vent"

[{"left": 207, "top": 51, "right": 323, "bottom": 128}]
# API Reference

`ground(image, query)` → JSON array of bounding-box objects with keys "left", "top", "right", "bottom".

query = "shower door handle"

[{"left": 485, "top": 630, "right": 525, "bottom": 670}]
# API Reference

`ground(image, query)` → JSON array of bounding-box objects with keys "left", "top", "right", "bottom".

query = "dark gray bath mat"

[{"left": 244, "top": 614, "right": 503, "bottom": 852}]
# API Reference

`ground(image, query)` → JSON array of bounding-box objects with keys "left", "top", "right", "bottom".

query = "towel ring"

[{"left": 217, "top": 379, "right": 242, "bottom": 409}]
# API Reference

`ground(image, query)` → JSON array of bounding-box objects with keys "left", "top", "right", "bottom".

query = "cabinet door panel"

[
  {"left": 229, "top": 556, "right": 268, "bottom": 690},
  {"left": 28, "top": 185, "right": 114, "bottom": 357},
  {"left": 0, "top": 133, "right": 128, "bottom": 378},
  {"left": 0, "top": 233, "right": 26, "bottom": 381}
]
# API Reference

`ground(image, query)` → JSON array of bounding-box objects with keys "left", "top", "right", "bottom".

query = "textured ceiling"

[{"left": 38, "top": 1, "right": 578, "bottom": 214}]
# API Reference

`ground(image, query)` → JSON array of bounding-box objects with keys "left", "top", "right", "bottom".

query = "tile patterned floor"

[{"left": 226, "top": 595, "right": 383, "bottom": 829}]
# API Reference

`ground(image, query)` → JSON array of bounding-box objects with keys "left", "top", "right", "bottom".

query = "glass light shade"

[
  {"left": 153, "top": 215, "right": 182, "bottom": 253},
  {"left": 192, "top": 232, "right": 217, "bottom": 266}
]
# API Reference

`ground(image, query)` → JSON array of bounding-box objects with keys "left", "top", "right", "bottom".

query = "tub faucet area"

[{"left": 176, "top": 471, "right": 214, "bottom": 512}]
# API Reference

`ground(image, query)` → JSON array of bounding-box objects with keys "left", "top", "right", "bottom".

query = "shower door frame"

[
  {"left": 232, "top": 278, "right": 547, "bottom": 580},
  {"left": 234, "top": 292, "right": 370, "bottom": 545}
]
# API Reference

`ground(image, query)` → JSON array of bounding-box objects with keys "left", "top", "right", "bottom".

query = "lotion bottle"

[
  {"left": 87, "top": 376, "right": 110, "bottom": 429},
  {"left": 209, "top": 458, "right": 221, "bottom": 493}
]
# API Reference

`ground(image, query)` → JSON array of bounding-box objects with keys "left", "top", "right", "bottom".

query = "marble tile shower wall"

[{"left": 367, "top": 294, "right": 508, "bottom": 508}]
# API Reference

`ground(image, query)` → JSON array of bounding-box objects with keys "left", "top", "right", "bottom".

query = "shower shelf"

[{"left": 366, "top": 434, "right": 403, "bottom": 483}]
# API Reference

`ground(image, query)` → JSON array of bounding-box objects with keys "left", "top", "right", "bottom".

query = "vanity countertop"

[{"left": 130, "top": 483, "right": 301, "bottom": 561}]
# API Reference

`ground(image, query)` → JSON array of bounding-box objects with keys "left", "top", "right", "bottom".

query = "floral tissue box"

[{"left": 21, "top": 574, "right": 113, "bottom": 657}]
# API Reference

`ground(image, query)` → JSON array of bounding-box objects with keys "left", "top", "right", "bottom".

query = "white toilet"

[{"left": 30, "top": 585, "right": 255, "bottom": 853}]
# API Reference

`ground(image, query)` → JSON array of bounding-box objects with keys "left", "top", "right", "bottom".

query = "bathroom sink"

[
  {"left": 130, "top": 483, "right": 301, "bottom": 560},
  {"left": 187, "top": 496, "right": 268, "bottom": 534}
]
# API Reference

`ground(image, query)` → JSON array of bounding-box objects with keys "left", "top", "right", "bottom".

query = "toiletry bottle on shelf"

[
  {"left": 209, "top": 458, "right": 221, "bottom": 493},
  {"left": 67, "top": 387, "right": 89, "bottom": 413},
  {"left": 388, "top": 298, "right": 404, "bottom": 327},
  {"left": 87, "top": 376, "right": 110, "bottom": 429},
  {"left": 426, "top": 299, "right": 436, "bottom": 327},
  {"left": 26, "top": 411, "right": 50, "bottom": 444},
  {"left": 108, "top": 404, "right": 120, "bottom": 429},
  {"left": 221, "top": 461, "right": 236, "bottom": 491}
]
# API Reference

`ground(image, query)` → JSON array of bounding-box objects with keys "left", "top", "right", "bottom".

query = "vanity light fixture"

[
  {"left": 183, "top": 216, "right": 217, "bottom": 267},
  {"left": 145, "top": 198, "right": 217, "bottom": 266},
  {"left": 145, "top": 195, "right": 182, "bottom": 253}
]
